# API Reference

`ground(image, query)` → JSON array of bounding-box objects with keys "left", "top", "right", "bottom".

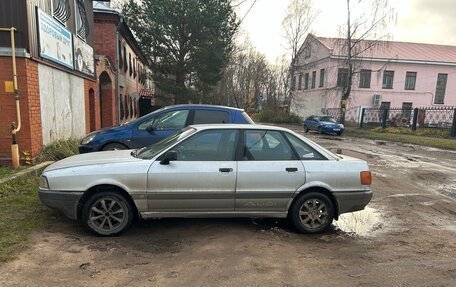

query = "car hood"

[
  {"left": 44, "top": 150, "right": 142, "bottom": 172},
  {"left": 321, "top": 121, "right": 341, "bottom": 126}
]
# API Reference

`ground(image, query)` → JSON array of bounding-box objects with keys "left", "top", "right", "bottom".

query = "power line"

[{"left": 239, "top": 0, "right": 258, "bottom": 25}]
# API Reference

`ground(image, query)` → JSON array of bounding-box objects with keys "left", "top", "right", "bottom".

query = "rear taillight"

[{"left": 360, "top": 171, "right": 372, "bottom": 185}]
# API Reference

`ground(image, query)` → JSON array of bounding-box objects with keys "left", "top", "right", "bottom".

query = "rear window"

[
  {"left": 193, "top": 110, "right": 230, "bottom": 124},
  {"left": 242, "top": 111, "right": 255, "bottom": 124}
]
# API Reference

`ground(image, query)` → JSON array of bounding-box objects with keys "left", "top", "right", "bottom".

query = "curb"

[{"left": 0, "top": 161, "right": 54, "bottom": 184}]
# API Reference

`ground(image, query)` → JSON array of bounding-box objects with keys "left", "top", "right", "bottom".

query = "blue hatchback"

[
  {"left": 79, "top": 105, "right": 254, "bottom": 153},
  {"left": 303, "top": 115, "right": 344, "bottom": 136}
]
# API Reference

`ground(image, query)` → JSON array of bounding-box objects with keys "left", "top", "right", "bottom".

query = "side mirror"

[
  {"left": 146, "top": 125, "right": 155, "bottom": 133},
  {"left": 160, "top": 150, "right": 177, "bottom": 165},
  {"left": 302, "top": 152, "right": 315, "bottom": 159}
]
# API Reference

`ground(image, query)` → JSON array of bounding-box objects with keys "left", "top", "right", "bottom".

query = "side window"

[
  {"left": 173, "top": 130, "right": 238, "bottom": 161},
  {"left": 138, "top": 110, "right": 189, "bottom": 131},
  {"left": 285, "top": 133, "right": 326, "bottom": 160},
  {"left": 244, "top": 130, "right": 294, "bottom": 161},
  {"left": 193, "top": 110, "right": 230, "bottom": 125}
]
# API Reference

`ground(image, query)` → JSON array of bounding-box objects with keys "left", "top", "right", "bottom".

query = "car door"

[
  {"left": 131, "top": 109, "right": 190, "bottom": 148},
  {"left": 236, "top": 129, "right": 305, "bottom": 212},
  {"left": 147, "top": 129, "right": 239, "bottom": 212}
]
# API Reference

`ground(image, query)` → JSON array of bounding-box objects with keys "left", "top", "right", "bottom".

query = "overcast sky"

[{"left": 237, "top": 0, "right": 456, "bottom": 62}]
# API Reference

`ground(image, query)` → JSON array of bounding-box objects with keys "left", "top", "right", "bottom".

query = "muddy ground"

[{"left": 1, "top": 127, "right": 455, "bottom": 287}]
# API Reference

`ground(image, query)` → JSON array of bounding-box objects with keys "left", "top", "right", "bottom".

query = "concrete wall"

[{"left": 39, "top": 63, "right": 86, "bottom": 145}]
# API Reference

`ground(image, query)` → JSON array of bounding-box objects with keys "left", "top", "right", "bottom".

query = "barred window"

[
  {"left": 304, "top": 73, "right": 309, "bottom": 89},
  {"left": 52, "top": 0, "right": 71, "bottom": 25},
  {"left": 298, "top": 74, "right": 302, "bottom": 90},
  {"left": 75, "top": 0, "right": 89, "bottom": 40}
]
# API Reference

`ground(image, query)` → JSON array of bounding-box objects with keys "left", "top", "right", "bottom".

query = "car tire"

[
  {"left": 290, "top": 192, "right": 334, "bottom": 234},
  {"left": 318, "top": 127, "right": 323, "bottom": 134},
  {"left": 303, "top": 125, "right": 309, "bottom": 133},
  {"left": 82, "top": 191, "right": 134, "bottom": 236},
  {"left": 102, "top": 143, "right": 128, "bottom": 151},
  {"left": 337, "top": 131, "right": 343, "bottom": 136}
]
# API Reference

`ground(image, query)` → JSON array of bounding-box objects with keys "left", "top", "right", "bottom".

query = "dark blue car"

[
  {"left": 79, "top": 105, "right": 254, "bottom": 153},
  {"left": 303, "top": 115, "right": 344, "bottom": 136}
]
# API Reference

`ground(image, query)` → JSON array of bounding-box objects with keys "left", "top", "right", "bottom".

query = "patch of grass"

[
  {"left": 0, "top": 176, "right": 47, "bottom": 262},
  {"left": 0, "top": 165, "right": 14, "bottom": 178},
  {"left": 253, "top": 110, "right": 302, "bottom": 124},
  {"left": 371, "top": 127, "right": 451, "bottom": 138},
  {"left": 36, "top": 138, "right": 80, "bottom": 162},
  {"left": 347, "top": 127, "right": 456, "bottom": 150}
]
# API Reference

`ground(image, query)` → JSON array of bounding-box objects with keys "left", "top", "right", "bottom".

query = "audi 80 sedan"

[{"left": 39, "top": 124, "right": 372, "bottom": 236}]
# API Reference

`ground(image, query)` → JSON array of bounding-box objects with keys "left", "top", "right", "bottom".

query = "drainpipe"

[
  {"left": 0, "top": 27, "right": 21, "bottom": 169},
  {"left": 115, "top": 16, "right": 123, "bottom": 124}
]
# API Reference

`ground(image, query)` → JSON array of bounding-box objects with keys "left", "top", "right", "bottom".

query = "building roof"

[{"left": 315, "top": 35, "right": 456, "bottom": 64}]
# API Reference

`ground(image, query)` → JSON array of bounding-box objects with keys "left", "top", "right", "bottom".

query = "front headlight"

[
  {"left": 339, "top": 124, "right": 345, "bottom": 128},
  {"left": 39, "top": 176, "right": 49, "bottom": 189},
  {"left": 81, "top": 133, "right": 97, "bottom": 145}
]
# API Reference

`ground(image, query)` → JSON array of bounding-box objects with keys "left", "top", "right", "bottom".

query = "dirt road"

[{"left": 1, "top": 128, "right": 455, "bottom": 287}]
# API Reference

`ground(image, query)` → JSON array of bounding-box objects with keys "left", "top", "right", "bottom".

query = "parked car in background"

[
  {"left": 79, "top": 105, "right": 254, "bottom": 153},
  {"left": 303, "top": 115, "right": 344, "bottom": 135},
  {"left": 40, "top": 124, "right": 372, "bottom": 236}
]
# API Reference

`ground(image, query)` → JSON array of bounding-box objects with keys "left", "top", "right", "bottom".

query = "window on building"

[
  {"left": 319, "top": 69, "right": 325, "bottom": 87},
  {"left": 405, "top": 72, "right": 417, "bottom": 90},
  {"left": 382, "top": 70, "right": 394, "bottom": 89},
  {"left": 304, "top": 44, "right": 311, "bottom": 58},
  {"left": 118, "top": 41, "right": 123, "bottom": 69},
  {"left": 133, "top": 58, "right": 137, "bottom": 79},
  {"left": 52, "top": 0, "right": 71, "bottom": 25},
  {"left": 434, "top": 73, "right": 448, "bottom": 104},
  {"left": 298, "top": 74, "right": 303, "bottom": 90},
  {"left": 337, "top": 68, "right": 348, "bottom": 88},
  {"left": 359, "top": 69, "right": 372, "bottom": 88},
  {"left": 123, "top": 46, "right": 128, "bottom": 72},
  {"left": 292, "top": 76, "right": 297, "bottom": 91},
  {"left": 311, "top": 71, "right": 316, "bottom": 88},
  {"left": 129, "top": 53, "right": 133, "bottom": 77},
  {"left": 401, "top": 102, "right": 413, "bottom": 119},
  {"left": 75, "top": 0, "right": 89, "bottom": 40},
  {"left": 304, "top": 73, "right": 309, "bottom": 89}
]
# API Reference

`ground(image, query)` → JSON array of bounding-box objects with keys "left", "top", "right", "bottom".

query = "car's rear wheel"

[
  {"left": 102, "top": 143, "right": 128, "bottom": 151},
  {"left": 290, "top": 192, "right": 334, "bottom": 233},
  {"left": 318, "top": 127, "right": 323, "bottom": 134},
  {"left": 82, "top": 191, "right": 133, "bottom": 236},
  {"left": 303, "top": 125, "right": 309, "bottom": 133}
]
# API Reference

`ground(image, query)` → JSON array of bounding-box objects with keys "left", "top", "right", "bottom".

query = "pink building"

[{"left": 290, "top": 34, "right": 456, "bottom": 121}]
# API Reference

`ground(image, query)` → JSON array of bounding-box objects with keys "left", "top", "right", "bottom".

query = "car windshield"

[
  {"left": 136, "top": 128, "right": 196, "bottom": 159},
  {"left": 319, "top": 116, "right": 336, "bottom": 123},
  {"left": 121, "top": 107, "right": 167, "bottom": 126}
]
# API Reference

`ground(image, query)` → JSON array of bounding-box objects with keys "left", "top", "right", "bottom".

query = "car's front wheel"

[
  {"left": 318, "top": 127, "right": 323, "bottom": 134},
  {"left": 82, "top": 191, "right": 133, "bottom": 236},
  {"left": 290, "top": 192, "right": 334, "bottom": 233},
  {"left": 303, "top": 125, "right": 309, "bottom": 133}
]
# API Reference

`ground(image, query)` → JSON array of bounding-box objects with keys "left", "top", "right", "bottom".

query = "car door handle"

[
  {"left": 286, "top": 167, "right": 298, "bottom": 172},
  {"left": 219, "top": 168, "right": 233, "bottom": 173}
]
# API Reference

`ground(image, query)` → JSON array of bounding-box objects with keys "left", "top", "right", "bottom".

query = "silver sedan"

[{"left": 39, "top": 124, "right": 372, "bottom": 236}]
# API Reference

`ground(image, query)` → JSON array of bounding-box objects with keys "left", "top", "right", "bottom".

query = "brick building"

[
  {"left": 92, "top": 2, "right": 155, "bottom": 131},
  {"left": 0, "top": 0, "right": 101, "bottom": 164}
]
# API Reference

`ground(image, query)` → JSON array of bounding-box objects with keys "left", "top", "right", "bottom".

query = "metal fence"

[
  {"left": 323, "top": 106, "right": 456, "bottom": 138},
  {"left": 360, "top": 107, "right": 456, "bottom": 138}
]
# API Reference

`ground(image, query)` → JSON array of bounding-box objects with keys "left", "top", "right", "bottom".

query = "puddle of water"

[{"left": 333, "top": 207, "right": 382, "bottom": 236}]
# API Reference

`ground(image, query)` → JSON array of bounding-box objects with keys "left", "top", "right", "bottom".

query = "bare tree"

[
  {"left": 282, "top": 0, "right": 319, "bottom": 109},
  {"left": 338, "top": 0, "right": 396, "bottom": 123}
]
